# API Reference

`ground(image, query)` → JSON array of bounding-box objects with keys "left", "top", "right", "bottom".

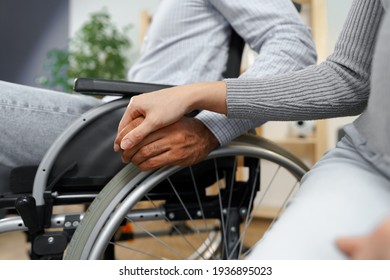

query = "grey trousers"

[{"left": 0, "top": 81, "right": 102, "bottom": 193}]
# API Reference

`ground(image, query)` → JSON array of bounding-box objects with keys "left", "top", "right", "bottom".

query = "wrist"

[
  {"left": 191, "top": 118, "right": 220, "bottom": 150},
  {"left": 187, "top": 81, "right": 227, "bottom": 115}
]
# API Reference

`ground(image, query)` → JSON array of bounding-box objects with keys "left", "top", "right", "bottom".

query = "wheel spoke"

[
  {"left": 109, "top": 241, "right": 166, "bottom": 260},
  {"left": 142, "top": 195, "right": 207, "bottom": 259},
  {"left": 214, "top": 158, "right": 229, "bottom": 259},
  {"left": 125, "top": 216, "right": 186, "bottom": 259},
  {"left": 167, "top": 177, "right": 214, "bottom": 256},
  {"left": 233, "top": 160, "right": 261, "bottom": 259},
  {"left": 188, "top": 166, "right": 218, "bottom": 259}
]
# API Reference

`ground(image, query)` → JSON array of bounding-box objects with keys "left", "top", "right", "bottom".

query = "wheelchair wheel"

[{"left": 65, "top": 134, "right": 308, "bottom": 260}]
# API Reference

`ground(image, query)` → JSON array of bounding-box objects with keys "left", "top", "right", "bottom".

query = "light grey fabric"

[
  {"left": 0, "top": 81, "right": 101, "bottom": 192},
  {"left": 354, "top": 1, "right": 390, "bottom": 157},
  {"left": 382, "top": 0, "right": 390, "bottom": 10},
  {"left": 128, "top": 0, "right": 317, "bottom": 145}
]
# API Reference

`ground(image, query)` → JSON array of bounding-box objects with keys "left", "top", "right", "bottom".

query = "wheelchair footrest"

[{"left": 33, "top": 232, "right": 69, "bottom": 258}]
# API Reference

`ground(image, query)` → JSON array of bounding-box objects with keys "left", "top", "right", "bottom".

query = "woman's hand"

[
  {"left": 117, "top": 86, "right": 190, "bottom": 150},
  {"left": 115, "top": 81, "right": 227, "bottom": 151},
  {"left": 337, "top": 217, "right": 390, "bottom": 259}
]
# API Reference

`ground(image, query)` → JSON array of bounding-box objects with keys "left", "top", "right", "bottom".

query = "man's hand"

[
  {"left": 337, "top": 217, "right": 390, "bottom": 259},
  {"left": 116, "top": 82, "right": 226, "bottom": 150},
  {"left": 114, "top": 116, "right": 219, "bottom": 171}
]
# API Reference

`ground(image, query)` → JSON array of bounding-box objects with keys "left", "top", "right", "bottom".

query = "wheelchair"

[
  {"left": 0, "top": 77, "right": 308, "bottom": 260},
  {"left": 0, "top": 75, "right": 308, "bottom": 260},
  {"left": 61, "top": 79, "right": 311, "bottom": 261},
  {"left": 0, "top": 3, "right": 308, "bottom": 259}
]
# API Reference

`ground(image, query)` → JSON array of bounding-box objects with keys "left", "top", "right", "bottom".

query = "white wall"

[{"left": 326, "top": 0, "right": 354, "bottom": 51}]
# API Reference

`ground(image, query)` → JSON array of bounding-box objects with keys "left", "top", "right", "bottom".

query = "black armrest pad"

[{"left": 74, "top": 78, "right": 174, "bottom": 97}]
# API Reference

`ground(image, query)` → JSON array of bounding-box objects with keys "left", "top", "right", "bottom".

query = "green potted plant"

[{"left": 38, "top": 9, "right": 131, "bottom": 92}]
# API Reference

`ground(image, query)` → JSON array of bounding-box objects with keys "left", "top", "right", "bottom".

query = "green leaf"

[{"left": 37, "top": 8, "right": 132, "bottom": 93}]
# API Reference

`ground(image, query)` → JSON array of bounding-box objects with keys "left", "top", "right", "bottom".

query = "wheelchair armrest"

[{"left": 73, "top": 78, "right": 174, "bottom": 97}]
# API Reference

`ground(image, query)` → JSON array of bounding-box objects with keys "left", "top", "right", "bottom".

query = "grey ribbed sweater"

[{"left": 226, "top": 0, "right": 389, "bottom": 155}]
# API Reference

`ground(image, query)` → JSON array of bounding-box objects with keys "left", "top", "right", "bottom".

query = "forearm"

[
  {"left": 226, "top": 0, "right": 383, "bottom": 122},
  {"left": 185, "top": 81, "right": 227, "bottom": 115},
  {"left": 196, "top": 111, "right": 265, "bottom": 146},
  {"left": 241, "top": 22, "right": 316, "bottom": 79},
  {"left": 226, "top": 65, "right": 368, "bottom": 121},
  {"left": 200, "top": 0, "right": 317, "bottom": 145}
]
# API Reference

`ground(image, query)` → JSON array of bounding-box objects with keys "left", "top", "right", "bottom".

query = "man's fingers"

[{"left": 119, "top": 130, "right": 164, "bottom": 163}]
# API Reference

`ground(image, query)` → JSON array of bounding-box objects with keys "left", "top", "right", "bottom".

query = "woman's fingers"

[
  {"left": 114, "top": 82, "right": 226, "bottom": 152},
  {"left": 114, "top": 116, "right": 144, "bottom": 152}
]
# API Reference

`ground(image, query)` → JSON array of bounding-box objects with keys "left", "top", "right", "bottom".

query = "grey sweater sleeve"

[
  {"left": 226, "top": 0, "right": 384, "bottom": 122},
  {"left": 196, "top": 0, "right": 317, "bottom": 146}
]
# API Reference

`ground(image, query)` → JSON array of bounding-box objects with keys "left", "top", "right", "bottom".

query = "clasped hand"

[{"left": 113, "top": 83, "right": 224, "bottom": 170}]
